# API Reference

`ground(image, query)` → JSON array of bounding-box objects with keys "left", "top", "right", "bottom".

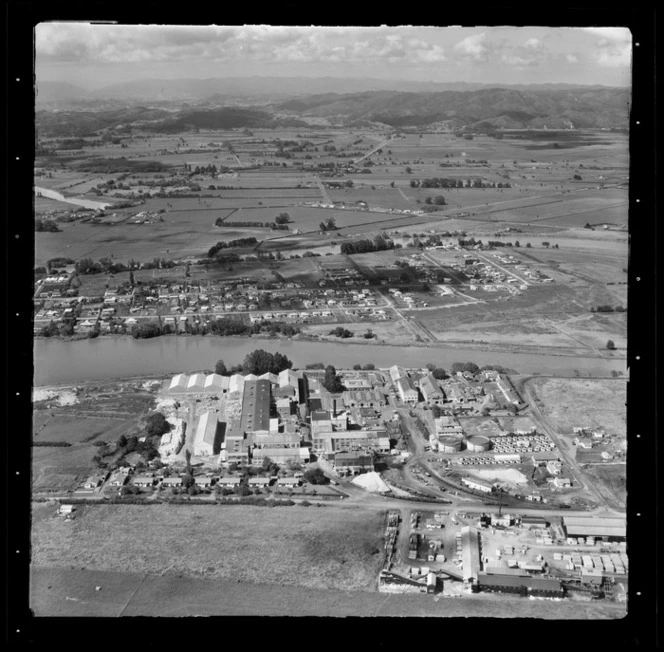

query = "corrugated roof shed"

[
  {"left": 563, "top": 516, "right": 626, "bottom": 539},
  {"left": 461, "top": 526, "right": 481, "bottom": 582},
  {"left": 240, "top": 379, "right": 271, "bottom": 434}
]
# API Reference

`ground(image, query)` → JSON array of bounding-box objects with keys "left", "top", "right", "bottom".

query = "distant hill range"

[
  {"left": 37, "top": 76, "right": 623, "bottom": 102},
  {"left": 35, "top": 79, "right": 630, "bottom": 134},
  {"left": 275, "top": 88, "right": 630, "bottom": 130}
]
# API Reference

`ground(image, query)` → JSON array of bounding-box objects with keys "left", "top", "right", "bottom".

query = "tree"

[
  {"left": 606, "top": 340, "right": 617, "bottom": 350},
  {"left": 353, "top": 364, "right": 362, "bottom": 370},
  {"left": 432, "top": 368, "right": 448, "bottom": 380},
  {"left": 145, "top": 412, "right": 171, "bottom": 437},
  {"left": 275, "top": 212, "right": 290, "bottom": 225},
  {"left": 303, "top": 467, "right": 329, "bottom": 485},
  {"left": 363, "top": 329, "right": 375, "bottom": 339},
  {"left": 542, "top": 242, "right": 550, "bottom": 248},
  {"left": 526, "top": 242, "right": 532, "bottom": 248},
  {"left": 183, "top": 472, "right": 195, "bottom": 489},
  {"left": 322, "top": 365, "right": 344, "bottom": 393},
  {"left": 215, "top": 359, "right": 228, "bottom": 375},
  {"left": 242, "top": 349, "right": 292, "bottom": 375},
  {"left": 405, "top": 166, "right": 412, "bottom": 174}
]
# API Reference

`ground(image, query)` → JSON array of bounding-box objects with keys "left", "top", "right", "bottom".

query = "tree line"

[
  {"left": 340, "top": 235, "right": 395, "bottom": 255},
  {"left": 215, "top": 219, "right": 289, "bottom": 230},
  {"left": 208, "top": 237, "right": 258, "bottom": 258},
  {"left": 410, "top": 177, "right": 511, "bottom": 189}
]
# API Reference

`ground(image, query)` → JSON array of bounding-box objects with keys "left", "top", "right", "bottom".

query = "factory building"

[
  {"left": 240, "top": 379, "right": 271, "bottom": 436},
  {"left": 221, "top": 421, "right": 248, "bottom": 466},
  {"left": 193, "top": 412, "right": 224, "bottom": 456},
  {"left": 186, "top": 373, "right": 206, "bottom": 392},
  {"left": 476, "top": 572, "right": 564, "bottom": 598},
  {"left": 396, "top": 376, "right": 419, "bottom": 404},
  {"left": 462, "top": 477, "right": 495, "bottom": 494},
  {"left": 419, "top": 375, "right": 445, "bottom": 404},
  {"left": 461, "top": 526, "right": 481, "bottom": 582},
  {"left": 251, "top": 446, "right": 310, "bottom": 465},
  {"left": 562, "top": 516, "right": 626, "bottom": 541},
  {"left": 389, "top": 365, "right": 407, "bottom": 383},
  {"left": 229, "top": 374, "right": 245, "bottom": 395},
  {"left": 333, "top": 452, "right": 373, "bottom": 474},
  {"left": 204, "top": 373, "right": 229, "bottom": 393},
  {"left": 341, "top": 388, "right": 386, "bottom": 409},
  {"left": 168, "top": 374, "right": 188, "bottom": 392}
]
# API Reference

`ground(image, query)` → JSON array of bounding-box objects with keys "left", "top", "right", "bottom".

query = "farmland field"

[{"left": 31, "top": 503, "right": 385, "bottom": 592}]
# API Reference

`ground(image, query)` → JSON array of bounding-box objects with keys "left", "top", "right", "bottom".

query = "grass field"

[
  {"left": 581, "top": 464, "right": 627, "bottom": 509},
  {"left": 34, "top": 195, "right": 80, "bottom": 213},
  {"left": 32, "top": 445, "right": 97, "bottom": 492},
  {"left": 30, "top": 503, "right": 386, "bottom": 591},
  {"left": 35, "top": 415, "right": 135, "bottom": 443},
  {"left": 528, "top": 377, "right": 626, "bottom": 436},
  {"left": 29, "top": 565, "right": 627, "bottom": 618}
]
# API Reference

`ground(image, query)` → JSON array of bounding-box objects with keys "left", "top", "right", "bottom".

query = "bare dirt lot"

[{"left": 31, "top": 503, "right": 385, "bottom": 592}]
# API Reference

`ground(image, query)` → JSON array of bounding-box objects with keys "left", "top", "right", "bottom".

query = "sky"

[{"left": 35, "top": 25, "right": 632, "bottom": 89}]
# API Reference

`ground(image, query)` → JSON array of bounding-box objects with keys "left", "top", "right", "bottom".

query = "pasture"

[{"left": 30, "top": 503, "right": 386, "bottom": 592}]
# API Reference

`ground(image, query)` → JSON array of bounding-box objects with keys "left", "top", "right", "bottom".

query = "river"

[
  {"left": 35, "top": 186, "right": 111, "bottom": 211},
  {"left": 33, "top": 336, "right": 626, "bottom": 386}
]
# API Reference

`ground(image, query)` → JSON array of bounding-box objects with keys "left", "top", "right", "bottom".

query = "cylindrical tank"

[
  {"left": 466, "top": 435, "right": 491, "bottom": 452},
  {"left": 439, "top": 435, "right": 464, "bottom": 453}
]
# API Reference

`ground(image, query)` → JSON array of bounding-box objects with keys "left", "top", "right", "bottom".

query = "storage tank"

[
  {"left": 466, "top": 435, "right": 491, "bottom": 452},
  {"left": 439, "top": 435, "right": 464, "bottom": 453}
]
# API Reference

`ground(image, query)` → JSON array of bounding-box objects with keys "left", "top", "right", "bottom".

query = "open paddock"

[
  {"left": 36, "top": 215, "right": 234, "bottom": 266},
  {"left": 527, "top": 377, "right": 626, "bottom": 436},
  {"left": 514, "top": 247, "right": 628, "bottom": 284},
  {"left": 32, "top": 445, "right": 98, "bottom": 493},
  {"left": 30, "top": 503, "right": 385, "bottom": 592},
  {"left": 34, "top": 196, "right": 78, "bottom": 213},
  {"left": 327, "top": 187, "right": 413, "bottom": 210},
  {"left": 35, "top": 415, "right": 136, "bottom": 444},
  {"left": 581, "top": 464, "right": 626, "bottom": 509}
]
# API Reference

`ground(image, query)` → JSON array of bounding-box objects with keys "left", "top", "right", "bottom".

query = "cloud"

[
  {"left": 566, "top": 54, "right": 579, "bottom": 64},
  {"left": 35, "top": 24, "right": 449, "bottom": 67},
  {"left": 454, "top": 32, "right": 489, "bottom": 61},
  {"left": 524, "top": 38, "right": 542, "bottom": 50}
]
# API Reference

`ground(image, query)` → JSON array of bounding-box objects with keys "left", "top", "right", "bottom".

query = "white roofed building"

[
  {"left": 204, "top": 373, "right": 229, "bottom": 393},
  {"left": 186, "top": 373, "right": 206, "bottom": 392},
  {"left": 169, "top": 374, "right": 189, "bottom": 392}
]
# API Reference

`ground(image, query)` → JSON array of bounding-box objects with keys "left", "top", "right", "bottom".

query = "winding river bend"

[{"left": 34, "top": 336, "right": 626, "bottom": 386}]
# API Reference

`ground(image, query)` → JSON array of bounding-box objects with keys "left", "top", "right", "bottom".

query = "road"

[
  {"left": 519, "top": 378, "right": 610, "bottom": 508},
  {"left": 314, "top": 176, "right": 333, "bottom": 204},
  {"left": 352, "top": 138, "right": 392, "bottom": 165},
  {"left": 380, "top": 293, "right": 437, "bottom": 343},
  {"left": 473, "top": 250, "right": 532, "bottom": 286}
]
